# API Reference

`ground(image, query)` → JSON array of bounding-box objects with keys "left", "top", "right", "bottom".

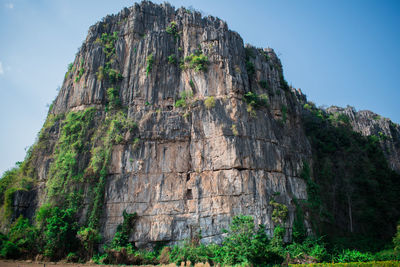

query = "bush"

[
  {"left": 374, "top": 249, "right": 400, "bottom": 261},
  {"left": 269, "top": 199, "right": 288, "bottom": 225},
  {"left": 174, "top": 90, "right": 193, "bottom": 108},
  {"left": 0, "top": 216, "right": 38, "bottom": 259},
  {"left": 244, "top": 92, "right": 268, "bottom": 108},
  {"left": 106, "top": 87, "right": 121, "bottom": 110},
  {"left": 0, "top": 241, "right": 19, "bottom": 259},
  {"left": 146, "top": 53, "right": 154, "bottom": 76},
  {"left": 39, "top": 207, "right": 79, "bottom": 260},
  {"left": 231, "top": 124, "right": 239, "bottom": 136},
  {"left": 285, "top": 237, "right": 329, "bottom": 263},
  {"left": 334, "top": 249, "right": 374, "bottom": 263},
  {"left": 170, "top": 244, "right": 214, "bottom": 265},
  {"left": 168, "top": 54, "right": 177, "bottom": 64},
  {"left": 109, "top": 211, "right": 137, "bottom": 249},
  {"left": 0, "top": 167, "right": 18, "bottom": 203},
  {"left": 167, "top": 215, "right": 283, "bottom": 266},
  {"left": 222, "top": 215, "right": 282, "bottom": 265},
  {"left": 221, "top": 215, "right": 256, "bottom": 264},
  {"left": 166, "top": 21, "right": 179, "bottom": 40},
  {"left": 204, "top": 96, "right": 215, "bottom": 109},
  {"left": 77, "top": 227, "right": 101, "bottom": 259},
  {"left": 181, "top": 49, "right": 209, "bottom": 72},
  {"left": 246, "top": 61, "right": 255, "bottom": 77}
]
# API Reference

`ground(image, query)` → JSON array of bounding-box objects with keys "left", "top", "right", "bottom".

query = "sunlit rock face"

[{"left": 12, "top": 1, "right": 315, "bottom": 246}]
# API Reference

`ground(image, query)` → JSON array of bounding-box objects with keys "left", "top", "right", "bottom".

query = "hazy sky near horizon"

[{"left": 0, "top": 0, "right": 399, "bottom": 176}]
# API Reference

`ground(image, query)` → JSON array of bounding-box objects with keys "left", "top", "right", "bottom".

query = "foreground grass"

[{"left": 290, "top": 260, "right": 400, "bottom": 267}]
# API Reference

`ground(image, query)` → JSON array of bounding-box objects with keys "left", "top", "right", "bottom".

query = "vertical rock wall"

[{"left": 16, "top": 2, "right": 314, "bottom": 245}]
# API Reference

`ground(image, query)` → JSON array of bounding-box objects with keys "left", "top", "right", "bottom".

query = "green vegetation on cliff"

[{"left": 302, "top": 104, "right": 400, "bottom": 251}]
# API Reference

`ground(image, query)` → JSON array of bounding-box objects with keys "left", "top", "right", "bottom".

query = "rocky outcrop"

[
  {"left": 9, "top": 1, "right": 399, "bottom": 248},
  {"left": 326, "top": 106, "right": 400, "bottom": 173},
  {"left": 21, "top": 1, "right": 313, "bottom": 246}
]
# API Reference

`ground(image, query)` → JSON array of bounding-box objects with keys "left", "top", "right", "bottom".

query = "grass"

[{"left": 290, "top": 261, "right": 400, "bottom": 267}]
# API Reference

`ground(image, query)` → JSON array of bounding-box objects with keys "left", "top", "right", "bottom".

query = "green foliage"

[
  {"left": 106, "top": 87, "right": 121, "bottom": 110},
  {"left": 87, "top": 111, "right": 137, "bottom": 229},
  {"left": 100, "top": 31, "right": 119, "bottom": 59},
  {"left": 0, "top": 167, "right": 19, "bottom": 206},
  {"left": 65, "top": 62, "right": 74, "bottom": 79},
  {"left": 281, "top": 105, "right": 288, "bottom": 123},
  {"left": 174, "top": 99, "right": 186, "bottom": 108},
  {"left": 169, "top": 243, "right": 215, "bottom": 265},
  {"left": 334, "top": 249, "right": 374, "bottom": 263},
  {"left": 204, "top": 96, "right": 216, "bottom": 109},
  {"left": 0, "top": 240, "right": 19, "bottom": 259},
  {"left": 303, "top": 106, "right": 400, "bottom": 248},
  {"left": 244, "top": 91, "right": 268, "bottom": 117},
  {"left": 46, "top": 108, "right": 96, "bottom": 201},
  {"left": 189, "top": 79, "right": 195, "bottom": 89},
  {"left": 221, "top": 215, "right": 281, "bottom": 265},
  {"left": 96, "top": 65, "right": 122, "bottom": 83},
  {"left": 328, "top": 112, "right": 350, "bottom": 126},
  {"left": 168, "top": 54, "right": 177, "bottom": 64},
  {"left": 231, "top": 124, "right": 239, "bottom": 136},
  {"left": 373, "top": 114, "right": 381, "bottom": 121},
  {"left": 300, "top": 162, "right": 321, "bottom": 213},
  {"left": 259, "top": 80, "right": 273, "bottom": 95},
  {"left": 96, "top": 31, "right": 122, "bottom": 84},
  {"left": 244, "top": 91, "right": 268, "bottom": 108},
  {"left": 304, "top": 103, "right": 313, "bottom": 110},
  {"left": 245, "top": 47, "right": 256, "bottom": 78},
  {"left": 74, "top": 59, "right": 85, "bottom": 82},
  {"left": 77, "top": 227, "right": 101, "bottom": 259},
  {"left": 394, "top": 223, "right": 400, "bottom": 253},
  {"left": 181, "top": 49, "right": 209, "bottom": 72},
  {"left": 245, "top": 47, "right": 255, "bottom": 59},
  {"left": 169, "top": 215, "right": 283, "bottom": 266},
  {"left": 175, "top": 90, "right": 193, "bottom": 108},
  {"left": 246, "top": 61, "right": 255, "bottom": 77},
  {"left": 146, "top": 53, "right": 154, "bottom": 76},
  {"left": 269, "top": 225, "right": 285, "bottom": 255},
  {"left": 269, "top": 199, "right": 288, "bottom": 225},
  {"left": 37, "top": 207, "right": 79, "bottom": 260},
  {"left": 109, "top": 211, "right": 137, "bottom": 249},
  {"left": 0, "top": 216, "right": 38, "bottom": 258},
  {"left": 3, "top": 188, "right": 26, "bottom": 219},
  {"left": 221, "top": 215, "right": 256, "bottom": 264},
  {"left": 292, "top": 199, "right": 307, "bottom": 243},
  {"left": 290, "top": 261, "right": 400, "bottom": 266},
  {"left": 285, "top": 237, "right": 329, "bottom": 262},
  {"left": 279, "top": 73, "right": 290, "bottom": 91},
  {"left": 166, "top": 21, "right": 179, "bottom": 40},
  {"left": 374, "top": 249, "right": 400, "bottom": 261}
]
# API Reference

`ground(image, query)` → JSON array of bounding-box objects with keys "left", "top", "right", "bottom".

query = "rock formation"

[
  {"left": 2, "top": 1, "right": 399, "bottom": 249},
  {"left": 326, "top": 106, "right": 400, "bottom": 173}
]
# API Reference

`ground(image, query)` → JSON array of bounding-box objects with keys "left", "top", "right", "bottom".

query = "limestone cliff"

[
  {"left": 2, "top": 1, "right": 399, "bottom": 249},
  {"left": 12, "top": 1, "right": 312, "bottom": 246}
]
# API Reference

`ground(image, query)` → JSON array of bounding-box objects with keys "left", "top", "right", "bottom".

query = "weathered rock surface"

[
  {"left": 8, "top": 1, "right": 400, "bottom": 248},
  {"left": 327, "top": 106, "right": 400, "bottom": 173},
  {"left": 40, "top": 1, "right": 313, "bottom": 245}
]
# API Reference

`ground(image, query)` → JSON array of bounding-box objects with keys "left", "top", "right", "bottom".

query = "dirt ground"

[
  {"left": 0, "top": 261, "right": 215, "bottom": 267},
  {"left": 0, "top": 261, "right": 169, "bottom": 267}
]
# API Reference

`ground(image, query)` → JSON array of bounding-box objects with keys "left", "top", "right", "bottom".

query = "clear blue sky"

[{"left": 0, "top": 0, "right": 399, "bottom": 176}]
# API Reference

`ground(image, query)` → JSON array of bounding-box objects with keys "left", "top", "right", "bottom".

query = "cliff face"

[
  {"left": 21, "top": 1, "right": 312, "bottom": 246},
  {"left": 4, "top": 1, "right": 400, "bottom": 249},
  {"left": 326, "top": 106, "right": 400, "bottom": 173}
]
